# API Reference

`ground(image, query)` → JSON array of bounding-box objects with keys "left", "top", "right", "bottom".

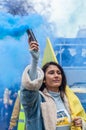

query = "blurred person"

[{"left": 3, "top": 87, "right": 17, "bottom": 130}]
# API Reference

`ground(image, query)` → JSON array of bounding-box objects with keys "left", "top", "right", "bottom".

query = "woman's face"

[{"left": 44, "top": 65, "right": 62, "bottom": 92}]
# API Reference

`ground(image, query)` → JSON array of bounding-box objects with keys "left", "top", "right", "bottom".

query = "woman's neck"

[{"left": 47, "top": 88, "right": 59, "bottom": 92}]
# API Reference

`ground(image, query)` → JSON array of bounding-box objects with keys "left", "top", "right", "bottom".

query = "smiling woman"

[{"left": 41, "top": 63, "right": 63, "bottom": 92}]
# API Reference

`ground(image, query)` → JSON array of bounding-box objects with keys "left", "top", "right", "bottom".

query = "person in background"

[
  {"left": 3, "top": 87, "right": 17, "bottom": 130},
  {"left": 20, "top": 39, "right": 86, "bottom": 130},
  {"left": 8, "top": 90, "right": 25, "bottom": 130}
]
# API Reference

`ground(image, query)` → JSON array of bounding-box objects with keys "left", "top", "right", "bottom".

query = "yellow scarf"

[{"left": 65, "top": 86, "right": 86, "bottom": 130}]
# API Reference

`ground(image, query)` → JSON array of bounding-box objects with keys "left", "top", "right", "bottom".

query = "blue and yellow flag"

[{"left": 42, "top": 37, "right": 58, "bottom": 67}]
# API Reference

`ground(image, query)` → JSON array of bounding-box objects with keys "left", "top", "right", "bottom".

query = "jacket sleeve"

[
  {"left": 82, "top": 119, "right": 86, "bottom": 130},
  {"left": 20, "top": 65, "right": 44, "bottom": 120},
  {"left": 9, "top": 95, "right": 20, "bottom": 129},
  {"left": 21, "top": 65, "right": 44, "bottom": 90}
]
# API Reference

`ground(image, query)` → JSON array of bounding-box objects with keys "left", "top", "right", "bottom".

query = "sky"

[{"left": 30, "top": 0, "right": 86, "bottom": 37}]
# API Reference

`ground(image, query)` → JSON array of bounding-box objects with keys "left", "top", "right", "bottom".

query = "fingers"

[
  {"left": 29, "top": 41, "right": 39, "bottom": 51},
  {"left": 72, "top": 117, "right": 82, "bottom": 127}
]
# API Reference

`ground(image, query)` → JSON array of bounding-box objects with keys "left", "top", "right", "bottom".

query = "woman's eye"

[
  {"left": 57, "top": 72, "right": 61, "bottom": 75},
  {"left": 49, "top": 72, "right": 54, "bottom": 74},
  {"left": 48, "top": 71, "right": 61, "bottom": 75},
  {"left": 48, "top": 71, "right": 54, "bottom": 74}
]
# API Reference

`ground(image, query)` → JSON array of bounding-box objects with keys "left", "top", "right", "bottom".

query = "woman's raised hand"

[{"left": 29, "top": 41, "right": 39, "bottom": 60}]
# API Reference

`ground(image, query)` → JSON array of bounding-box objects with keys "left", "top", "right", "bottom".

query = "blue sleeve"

[
  {"left": 20, "top": 88, "right": 42, "bottom": 119},
  {"left": 29, "top": 50, "right": 39, "bottom": 80},
  {"left": 20, "top": 88, "right": 45, "bottom": 130}
]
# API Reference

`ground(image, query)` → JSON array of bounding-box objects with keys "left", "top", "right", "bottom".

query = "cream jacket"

[{"left": 21, "top": 65, "right": 86, "bottom": 130}]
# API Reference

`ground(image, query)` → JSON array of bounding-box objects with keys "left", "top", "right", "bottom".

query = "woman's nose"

[{"left": 54, "top": 72, "right": 58, "bottom": 77}]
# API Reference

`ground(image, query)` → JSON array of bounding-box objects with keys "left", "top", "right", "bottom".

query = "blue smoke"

[
  {"left": 0, "top": 11, "right": 55, "bottom": 93},
  {"left": 0, "top": 12, "right": 44, "bottom": 92},
  {"left": 0, "top": 12, "right": 44, "bottom": 38}
]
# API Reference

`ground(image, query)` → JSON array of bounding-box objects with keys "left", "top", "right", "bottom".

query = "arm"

[
  {"left": 20, "top": 40, "right": 44, "bottom": 120},
  {"left": 28, "top": 41, "right": 39, "bottom": 80},
  {"left": 21, "top": 40, "right": 44, "bottom": 90}
]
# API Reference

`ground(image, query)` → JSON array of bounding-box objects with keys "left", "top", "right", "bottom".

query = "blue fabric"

[
  {"left": 29, "top": 50, "right": 39, "bottom": 80},
  {"left": 20, "top": 88, "right": 45, "bottom": 130},
  {"left": 49, "top": 91, "right": 66, "bottom": 110}
]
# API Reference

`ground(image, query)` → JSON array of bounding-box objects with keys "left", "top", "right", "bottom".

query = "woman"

[{"left": 20, "top": 40, "right": 86, "bottom": 130}]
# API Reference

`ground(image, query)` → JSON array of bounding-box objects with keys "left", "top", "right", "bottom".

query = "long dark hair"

[{"left": 40, "top": 62, "right": 67, "bottom": 100}]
